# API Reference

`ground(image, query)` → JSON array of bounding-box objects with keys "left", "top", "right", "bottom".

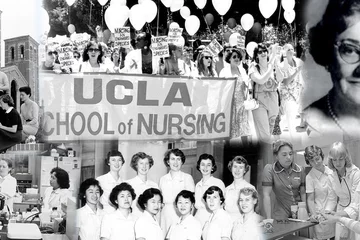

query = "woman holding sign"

[
  {"left": 219, "top": 48, "right": 251, "bottom": 138},
  {"left": 123, "top": 32, "right": 160, "bottom": 74},
  {"left": 162, "top": 44, "right": 190, "bottom": 76}
]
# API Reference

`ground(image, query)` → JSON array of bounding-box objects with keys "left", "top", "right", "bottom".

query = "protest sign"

[
  {"left": 70, "top": 33, "right": 91, "bottom": 53},
  {"left": 114, "top": 27, "right": 131, "bottom": 48},
  {"left": 204, "top": 39, "right": 223, "bottom": 57},
  {"left": 237, "top": 35, "right": 245, "bottom": 49},
  {"left": 57, "top": 46, "right": 75, "bottom": 67},
  {"left": 151, "top": 36, "right": 170, "bottom": 58},
  {"left": 168, "top": 27, "right": 183, "bottom": 44},
  {"left": 40, "top": 73, "right": 235, "bottom": 141}
]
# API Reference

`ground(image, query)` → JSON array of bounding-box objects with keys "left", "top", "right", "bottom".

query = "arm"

[
  {"left": 0, "top": 72, "right": 9, "bottom": 92},
  {"left": 281, "top": 67, "right": 301, "bottom": 85},
  {"left": 263, "top": 186, "right": 272, "bottom": 219},
  {"left": 307, "top": 192, "right": 316, "bottom": 216},
  {"left": 0, "top": 123, "right": 17, "bottom": 133},
  {"left": 27, "top": 103, "right": 39, "bottom": 125},
  {"left": 300, "top": 185, "right": 306, "bottom": 203}
]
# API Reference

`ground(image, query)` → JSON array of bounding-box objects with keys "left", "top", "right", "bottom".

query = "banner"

[
  {"left": 40, "top": 73, "right": 235, "bottom": 141},
  {"left": 114, "top": 27, "right": 131, "bottom": 48}
]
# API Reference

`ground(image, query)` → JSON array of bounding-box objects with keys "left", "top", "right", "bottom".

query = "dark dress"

[{"left": 0, "top": 108, "right": 23, "bottom": 152}]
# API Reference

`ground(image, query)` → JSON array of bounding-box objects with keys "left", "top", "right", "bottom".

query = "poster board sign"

[
  {"left": 114, "top": 27, "right": 131, "bottom": 48},
  {"left": 57, "top": 46, "right": 75, "bottom": 67},
  {"left": 168, "top": 27, "right": 183, "bottom": 44},
  {"left": 204, "top": 39, "right": 223, "bottom": 58},
  {"left": 151, "top": 36, "right": 170, "bottom": 58}
]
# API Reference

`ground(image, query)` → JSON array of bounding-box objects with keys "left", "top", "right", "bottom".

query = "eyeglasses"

[
  {"left": 88, "top": 48, "right": 100, "bottom": 53},
  {"left": 225, "top": 49, "right": 232, "bottom": 53},
  {"left": 74, "top": 55, "right": 80, "bottom": 59},
  {"left": 258, "top": 50, "right": 267, "bottom": 55},
  {"left": 232, "top": 55, "right": 240, "bottom": 59},
  {"left": 335, "top": 40, "right": 360, "bottom": 64},
  {"left": 204, "top": 56, "right": 212, "bottom": 60}
]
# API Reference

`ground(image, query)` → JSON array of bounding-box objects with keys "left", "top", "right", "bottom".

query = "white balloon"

[
  {"left": 185, "top": 15, "right": 200, "bottom": 36},
  {"left": 111, "top": 0, "right": 126, "bottom": 6},
  {"left": 180, "top": 7, "right": 190, "bottom": 19},
  {"left": 105, "top": 5, "right": 130, "bottom": 32},
  {"left": 129, "top": 4, "right": 147, "bottom": 30},
  {"left": 66, "top": 0, "right": 76, "bottom": 6},
  {"left": 98, "top": 0, "right": 109, "bottom": 6},
  {"left": 258, "top": 0, "right": 277, "bottom": 19},
  {"left": 169, "top": 22, "right": 180, "bottom": 28},
  {"left": 284, "top": 10, "right": 296, "bottom": 24},
  {"left": 194, "top": 0, "right": 206, "bottom": 9},
  {"left": 240, "top": 13, "right": 254, "bottom": 31},
  {"left": 281, "top": 0, "right": 295, "bottom": 11},
  {"left": 212, "top": 0, "right": 232, "bottom": 16},
  {"left": 143, "top": 0, "right": 158, "bottom": 23},
  {"left": 229, "top": 33, "right": 240, "bottom": 47},
  {"left": 178, "top": 36, "right": 185, "bottom": 46},
  {"left": 40, "top": 7, "right": 49, "bottom": 24},
  {"left": 246, "top": 41, "right": 258, "bottom": 58},
  {"left": 161, "top": 0, "right": 173, "bottom": 8},
  {"left": 170, "top": 0, "right": 184, "bottom": 12}
]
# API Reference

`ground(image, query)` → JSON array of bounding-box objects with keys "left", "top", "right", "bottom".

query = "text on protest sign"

[
  {"left": 204, "top": 39, "right": 223, "bottom": 58},
  {"left": 151, "top": 36, "right": 170, "bottom": 58},
  {"left": 168, "top": 27, "right": 183, "bottom": 44},
  {"left": 114, "top": 27, "right": 131, "bottom": 48},
  {"left": 237, "top": 35, "right": 245, "bottom": 49},
  {"left": 57, "top": 46, "right": 75, "bottom": 67},
  {"left": 40, "top": 73, "right": 235, "bottom": 141}
]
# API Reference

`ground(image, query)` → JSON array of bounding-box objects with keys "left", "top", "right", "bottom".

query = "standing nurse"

[
  {"left": 97, "top": 150, "right": 124, "bottom": 213},
  {"left": 262, "top": 140, "right": 306, "bottom": 219}
]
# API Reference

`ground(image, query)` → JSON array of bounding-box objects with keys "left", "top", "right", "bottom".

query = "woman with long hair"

[
  {"left": 162, "top": 44, "right": 189, "bottom": 76},
  {"left": 80, "top": 41, "right": 108, "bottom": 72},
  {"left": 194, "top": 50, "right": 217, "bottom": 78}
]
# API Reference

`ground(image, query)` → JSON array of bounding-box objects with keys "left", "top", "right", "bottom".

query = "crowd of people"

[{"left": 75, "top": 148, "right": 262, "bottom": 240}]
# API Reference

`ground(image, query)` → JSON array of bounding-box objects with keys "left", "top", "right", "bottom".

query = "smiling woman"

[{"left": 305, "top": 0, "right": 360, "bottom": 135}]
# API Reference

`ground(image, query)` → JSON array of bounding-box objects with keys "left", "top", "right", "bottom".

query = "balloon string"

[
  {"left": 277, "top": 0, "right": 282, "bottom": 35},
  {"left": 156, "top": 0, "right": 160, "bottom": 36},
  {"left": 89, "top": 0, "right": 92, "bottom": 26},
  {"left": 221, "top": 15, "right": 224, "bottom": 47},
  {"left": 101, "top": 6, "right": 104, "bottom": 30},
  {"left": 200, "top": 9, "right": 212, "bottom": 35}
]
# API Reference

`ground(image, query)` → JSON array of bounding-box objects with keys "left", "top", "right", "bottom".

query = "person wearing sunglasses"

[
  {"left": 79, "top": 41, "right": 108, "bottom": 72},
  {"left": 219, "top": 48, "right": 251, "bottom": 138},
  {"left": 249, "top": 43, "right": 283, "bottom": 143},
  {"left": 305, "top": 0, "right": 360, "bottom": 136},
  {"left": 194, "top": 50, "right": 217, "bottom": 78}
]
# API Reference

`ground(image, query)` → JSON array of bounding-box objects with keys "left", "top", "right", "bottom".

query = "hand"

[{"left": 320, "top": 212, "right": 341, "bottom": 224}]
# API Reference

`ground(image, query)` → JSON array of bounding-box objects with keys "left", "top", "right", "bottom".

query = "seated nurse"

[
  {"left": 0, "top": 158, "right": 17, "bottom": 213},
  {"left": 262, "top": 139, "right": 306, "bottom": 220},
  {"left": 75, "top": 178, "right": 105, "bottom": 240},
  {"left": 43, "top": 167, "right": 71, "bottom": 213}
]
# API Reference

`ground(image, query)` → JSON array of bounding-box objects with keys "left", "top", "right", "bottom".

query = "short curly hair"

[
  {"left": 138, "top": 188, "right": 163, "bottom": 211},
  {"left": 163, "top": 148, "right": 186, "bottom": 167},
  {"left": 109, "top": 182, "right": 136, "bottom": 209},
  {"left": 82, "top": 41, "right": 104, "bottom": 64},
  {"left": 130, "top": 152, "right": 154, "bottom": 172},
  {"left": 78, "top": 178, "right": 103, "bottom": 207},
  {"left": 202, "top": 186, "right": 225, "bottom": 205},
  {"left": 196, "top": 153, "right": 217, "bottom": 174},
  {"left": 304, "top": 145, "right": 324, "bottom": 165},
  {"left": 0, "top": 94, "right": 14, "bottom": 107},
  {"left": 309, "top": 0, "right": 360, "bottom": 68},
  {"left": 238, "top": 187, "right": 258, "bottom": 214},
  {"left": 227, "top": 156, "right": 249, "bottom": 175},
  {"left": 51, "top": 167, "right": 70, "bottom": 189},
  {"left": 273, "top": 139, "right": 293, "bottom": 156}
]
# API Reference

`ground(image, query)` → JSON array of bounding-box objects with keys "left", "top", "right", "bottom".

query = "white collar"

[{"left": 6, "top": 107, "right": 13, "bottom": 114}]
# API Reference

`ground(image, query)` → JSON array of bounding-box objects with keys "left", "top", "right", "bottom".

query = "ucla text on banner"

[{"left": 40, "top": 73, "right": 235, "bottom": 141}]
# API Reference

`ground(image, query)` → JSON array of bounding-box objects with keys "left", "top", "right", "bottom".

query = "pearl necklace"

[{"left": 327, "top": 93, "right": 348, "bottom": 134}]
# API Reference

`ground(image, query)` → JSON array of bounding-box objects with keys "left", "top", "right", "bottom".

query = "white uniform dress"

[
  {"left": 76, "top": 204, "right": 105, "bottom": 240},
  {"left": 96, "top": 172, "right": 122, "bottom": 213},
  {"left": 0, "top": 174, "right": 17, "bottom": 213},
  {"left": 202, "top": 208, "right": 233, "bottom": 240},
  {"left": 167, "top": 215, "right": 202, "bottom": 240},
  {"left": 43, "top": 187, "right": 71, "bottom": 213},
  {"left": 194, "top": 176, "right": 225, "bottom": 227},
  {"left": 224, "top": 180, "right": 256, "bottom": 222},
  {"left": 126, "top": 176, "right": 159, "bottom": 218},
  {"left": 100, "top": 209, "right": 136, "bottom": 240},
  {"left": 231, "top": 212, "right": 263, "bottom": 240},
  {"left": 134, "top": 210, "right": 163, "bottom": 240},
  {"left": 327, "top": 165, "right": 360, "bottom": 240},
  {"left": 306, "top": 166, "right": 336, "bottom": 239},
  {"left": 159, "top": 171, "right": 195, "bottom": 235}
]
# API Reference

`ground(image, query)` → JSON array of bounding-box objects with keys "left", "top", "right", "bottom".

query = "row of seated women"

[
  {"left": 75, "top": 149, "right": 263, "bottom": 240},
  {"left": 0, "top": 87, "right": 39, "bottom": 152}
]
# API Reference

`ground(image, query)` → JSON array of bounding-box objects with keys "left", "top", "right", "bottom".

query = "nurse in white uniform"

[
  {"left": 166, "top": 190, "right": 202, "bottom": 240},
  {"left": 202, "top": 186, "right": 232, "bottom": 240},
  {"left": 75, "top": 178, "right": 105, "bottom": 240},
  {"left": 96, "top": 150, "right": 124, "bottom": 213},
  {"left": 126, "top": 152, "right": 159, "bottom": 218},
  {"left": 194, "top": 154, "right": 225, "bottom": 227},
  {"left": 0, "top": 159, "right": 17, "bottom": 213},
  {"left": 134, "top": 188, "right": 164, "bottom": 240},
  {"left": 159, "top": 149, "right": 195, "bottom": 235},
  {"left": 100, "top": 182, "right": 137, "bottom": 240},
  {"left": 224, "top": 156, "right": 255, "bottom": 222},
  {"left": 43, "top": 167, "right": 71, "bottom": 213}
]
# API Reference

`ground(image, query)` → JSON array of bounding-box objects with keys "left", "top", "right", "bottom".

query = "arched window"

[
  {"left": 20, "top": 45, "right": 24, "bottom": 59},
  {"left": 10, "top": 47, "right": 15, "bottom": 60},
  {"left": 30, "top": 46, "right": 33, "bottom": 60},
  {"left": 34, "top": 48, "right": 37, "bottom": 63}
]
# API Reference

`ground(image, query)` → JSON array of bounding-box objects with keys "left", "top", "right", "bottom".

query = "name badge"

[{"left": 294, "top": 177, "right": 301, "bottom": 181}]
